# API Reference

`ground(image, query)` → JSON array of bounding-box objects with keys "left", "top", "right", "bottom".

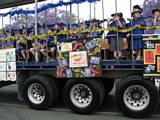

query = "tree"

[
  {"left": 7, "top": 6, "right": 77, "bottom": 30},
  {"left": 142, "top": 0, "right": 160, "bottom": 17}
]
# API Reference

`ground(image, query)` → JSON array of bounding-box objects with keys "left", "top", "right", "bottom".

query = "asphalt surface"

[{"left": 0, "top": 85, "right": 160, "bottom": 120}]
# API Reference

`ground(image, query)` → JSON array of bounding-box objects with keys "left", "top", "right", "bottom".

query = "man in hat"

[
  {"left": 128, "top": 8, "right": 145, "bottom": 60},
  {"left": 145, "top": 8, "right": 160, "bottom": 34}
]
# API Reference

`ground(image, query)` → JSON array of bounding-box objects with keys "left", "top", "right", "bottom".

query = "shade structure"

[{"left": 0, "top": 0, "right": 46, "bottom": 9}]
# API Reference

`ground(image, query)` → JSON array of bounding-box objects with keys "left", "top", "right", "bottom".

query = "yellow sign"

[{"left": 69, "top": 51, "right": 88, "bottom": 68}]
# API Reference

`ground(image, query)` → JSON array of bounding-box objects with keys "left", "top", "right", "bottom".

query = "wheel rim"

[
  {"left": 123, "top": 85, "right": 150, "bottom": 111},
  {"left": 28, "top": 83, "right": 45, "bottom": 104},
  {"left": 70, "top": 84, "right": 93, "bottom": 108}
]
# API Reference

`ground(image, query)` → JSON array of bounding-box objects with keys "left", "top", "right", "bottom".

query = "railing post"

[{"left": 35, "top": 0, "right": 39, "bottom": 62}]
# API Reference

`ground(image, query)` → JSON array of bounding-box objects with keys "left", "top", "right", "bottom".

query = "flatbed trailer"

[{"left": 0, "top": 0, "right": 160, "bottom": 119}]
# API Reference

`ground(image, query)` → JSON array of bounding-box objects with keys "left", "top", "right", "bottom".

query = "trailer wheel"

[
  {"left": 63, "top": 79, "right": 103, "bottom": 114},
  {"left": 116, "top": 77, "right": 159, "bottom": 118},
  {"left": 95, "top": 80, "right": 105, "bottom": 110},
  {"left": 23, "top": 75, "right": 58, "bottom": 110}
]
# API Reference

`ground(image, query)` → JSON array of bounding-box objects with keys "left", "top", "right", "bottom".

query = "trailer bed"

[{"left": 16, "top": 60, "right": 143, "bottom": 70}]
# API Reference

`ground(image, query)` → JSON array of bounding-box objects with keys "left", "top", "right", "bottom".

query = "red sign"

[
  {"left": 157, "top": 57, "right": 160, "bottom": 73},
  {"left": 156, "top": 44, "right": 160, "bottom": 55},
  {"left": 144, "top": 49, "right": 155, "bottom": 64}
]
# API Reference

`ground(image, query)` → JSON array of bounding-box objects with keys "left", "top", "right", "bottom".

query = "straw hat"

[{"left": 132, "top": 9, "right": 142, "bottom": 16}]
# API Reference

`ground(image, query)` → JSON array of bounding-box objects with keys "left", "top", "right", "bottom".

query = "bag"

[
  {"left": 101, "top": 39, "right": 109, "bottom": 50},
  {"left": 123, "top": 38, "right": 128, "bottom": 49}
]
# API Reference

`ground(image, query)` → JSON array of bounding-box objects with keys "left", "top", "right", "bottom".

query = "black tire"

[
  {"left": 44, "top": 76, "right": 59, "bottom": 107},
  {"left": 63, "top": 79, "right": 102, "bottom": 114},
  {"left": 23, "top": 75, "right": 58, "bottom": 110},
  {"left": 95, "top": 79, "right": 105, "bottom": 110},
  {"left": 102, "top": 79, "right": 114, "bottom": 95},
  {"left": 115, "top": 75, "right": 159, "bottom": 118}
]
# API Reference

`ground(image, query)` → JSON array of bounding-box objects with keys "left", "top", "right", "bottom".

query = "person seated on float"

[
  {"left": 1, "top": 30, "right": 8, "bottom": 49},
  {"left": 69, "top": 23, "right": 78, "bottom": 40},
  {"left": 47, "top": 27, "right": 57, "bottom": 59},
  {"left": 88, "top": 19, "right": 102, "bottom": 38},
  {"left": 17, "top": 28, "right": 28, "bottom": 60},
  {"left": 0, "top": 30, "right": 5, "bottom": 49},
  {"left": 77, "top": 19, "right": 87, "bottom": 39},
  {"left": 56, "top": 23, "right": 67, "bottom": 42},
  {"left": 25, "top": 27, "right": 33, "bottom": 61},
  {"left": 10, "top": 29, "right": 16, "bottom": 48},
  {"left": 29, "top": 24, "right": 45, "bottom": 61},
  {"left": 38, "top": 25, "right": 47, "bottom": 60},
  {"left": 145, "top": 8, "right": 160, "bottom": 35},
  {"left": 107, "top": 13, "right": 126, "bottom": 60},
  {"left": 128, "top": 8, "right": 145, "bottom": 60}
]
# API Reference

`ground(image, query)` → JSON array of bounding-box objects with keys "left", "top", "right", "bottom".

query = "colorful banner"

[
  {"left": 69, "top": 51, "right": 88, "bottom": 68},
  {"left": 56, "top": 38, "right": 102, "bottom": 78},
  {"left": 143, "top": 35, "right": 160, "bottom": 77},
  {"left": 0, "top": 48, "right": 16, "bottom": 81}
]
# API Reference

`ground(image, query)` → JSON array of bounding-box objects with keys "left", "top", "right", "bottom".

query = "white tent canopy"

[{"left": 0, "top": 0, "right": 45, "bottom": 9}]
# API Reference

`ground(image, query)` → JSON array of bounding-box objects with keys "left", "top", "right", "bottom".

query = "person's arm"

[
  {"left": 107, "top": 20, "right": 110, "bottom": 27},
  {"left": 117, "top": 19, "right": 126, "bottom": 28},
  {"left": 153, "top": 18, "right": 157, "bottom": 26}
]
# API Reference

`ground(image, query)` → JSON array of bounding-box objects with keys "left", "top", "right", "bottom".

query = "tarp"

[
  {"left": 0, "top": 0, "right": 46, "bottom": 9},
  {"left": 0, "top": 0, "right": 100, "bottom": 17}
]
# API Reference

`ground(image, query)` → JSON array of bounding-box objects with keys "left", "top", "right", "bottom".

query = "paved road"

[{"left": 0, "top": 85, "right": 160, "bottom": 120}]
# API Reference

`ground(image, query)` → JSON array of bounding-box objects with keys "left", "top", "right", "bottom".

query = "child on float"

[
  {"left": 77, "top": 19, "right": 86, "bottom": 39},
  {"left": 17, "top": 28, "right": 28, "bottom": 60},
  {"left": 38, "top": 24, "right": 47, "bottom": 60},
  {"left": 145, "top": 8, "right": 160, "bottom": 35},
  {"left": 47, "top": 25, "right": 57, "bottom": 59},
  {"left": 69, "top": 23, "right": 78, "bottom": 39},
  {"left": 56, "top": 23, "right": 67, "bottom": 42},
  {"left": 88, "top": 19, "right": 102, "bottom": 38},
  {"left": 29, "top": 27, "right": 40, "bottom": 60},
  {"left": 128, "top": 8, "right": 145, "bottom": 60},
  {"left": 29, "top": 24, "right": 46, "bottom": 61},
  {"left": 107, "top": 13, "right": 126, "bottom": 60}
]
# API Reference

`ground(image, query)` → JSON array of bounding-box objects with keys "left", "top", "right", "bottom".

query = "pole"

[
  {"left": 9, "top": 15, "right": 12, "bottom": 33},
  {"left": 101, "top": 0, "right": 106, "bottom": 60},
  {"left": 115, "top": 0, "right": 119, "bottom": 60},
  {"left": 130, "top": 0, "right": 134, "bottom": 64},
  {"left": 101, "top": 0, "right": 105, "bottom": 28},
  {"left": 55, "top": 7, "right": 57, "bottom": 24},
  {"left": 94, "top": 2, "right": 96, "bottom": 19},
  {"left": 69, "top": 3, "right": 72, "bottom": 29},
  {"left": 35, "top": 0, "right": 38, "bottom": 62},
  {"left": 9, "top": 15, "right": 12, "bottom": 48},
  {"left": 1, "top": 16, "right": 4, "bottom": 49},
  {"left": 77, "top": 3, "right": 80, "bottom": 27},
  {"left": 25, "top": 14, "right": 28, "bottom": 62},
  {"left": 65, "top": 5, "right": 68, "bottom": 25},
  {"left": 45, "top": 10, "right": 49, "bottom": 62},
  {"left": 89, "top": 3, "right": 92, "bottom": 27}
]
